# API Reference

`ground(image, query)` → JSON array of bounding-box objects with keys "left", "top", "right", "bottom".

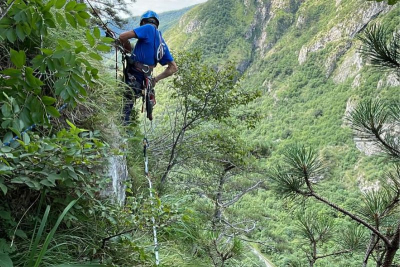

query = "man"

[{"left": 119, "top": 10, "right": 178, "bottom": 123}]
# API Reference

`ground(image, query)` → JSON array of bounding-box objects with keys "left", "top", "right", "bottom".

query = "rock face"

[
  {"left": 101, "top": 124, "right": 129, "bottom": 205},
  {"left": 183, "top": 19, "right": 201, "bottom": 34},
  {"left": 246, "top": 0, "right": 301, "bottom": 55},
  {"left": 354, "top": 138, "right": 382, "bottom": 156},
  {"left": 333, "top": 51, "right": 363, "bottom": 83},
  {"left": 386, "top": 73, "right": 400, "bottom": 87},
  {"left": 105, "top": 155, "right": 129, "bottom": 205},
  {"left": 357, "top": 176, "right": 381, "bottom": 193},
  {"left": 325, "top": 41, "right": 352, "bottom": 78},
  {"left": 298, "top": 1, "right": 389, "bottom": 66}
]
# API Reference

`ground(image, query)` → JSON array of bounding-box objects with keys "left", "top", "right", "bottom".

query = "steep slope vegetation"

[
  {"left": 107, "top": 6, "right": 195, "bottom": 34},
  {"left": 166, "top": 0, "right": 399, "bottom": 191},
  {"left": 162, "top": 0, "right": 400, "bottom": 265}
]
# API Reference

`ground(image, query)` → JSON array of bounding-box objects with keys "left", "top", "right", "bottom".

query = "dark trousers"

[{"left": 123, "top": 67, "right": 145, "bottom": 125}]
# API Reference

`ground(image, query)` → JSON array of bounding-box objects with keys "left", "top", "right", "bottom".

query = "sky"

[{"left": 128, "top": 0, "right": 208, "bottom": 16}]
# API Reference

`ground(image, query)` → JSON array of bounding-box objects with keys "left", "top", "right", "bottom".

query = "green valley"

[{"left": 0, "top": 0, "right": 399, "bottom": 266}]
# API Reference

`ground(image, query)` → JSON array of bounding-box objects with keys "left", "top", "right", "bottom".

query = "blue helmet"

[{"left": 140, "top": 10, "right": 160, "bottom": 27}]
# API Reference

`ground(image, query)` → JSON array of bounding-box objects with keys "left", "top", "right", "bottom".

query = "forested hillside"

[
  {"left": 159, "top": 0, "right": 400, "bottom": 265},
  {"left": 0, "top": 0, "right": 399, "bottom": 266},
  {"left": 106, "top": 6, "right": 194, "bottom": 34}
]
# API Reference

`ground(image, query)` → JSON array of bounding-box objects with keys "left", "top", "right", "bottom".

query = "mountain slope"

[
  {"left": 165, "top": 0, "right": 399, "bottom": 174},
  {"left": 107, "top": 5, "right": 195, "bottom": 34},
  {"left": 163, "top": 0, "right": 400, "bottom": 265}
]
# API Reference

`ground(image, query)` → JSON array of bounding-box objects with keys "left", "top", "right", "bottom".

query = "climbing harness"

[{"left": 86, "top": 0, "right": 156, "bottom": 121}]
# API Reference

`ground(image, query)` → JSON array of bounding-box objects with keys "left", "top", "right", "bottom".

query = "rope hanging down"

[
  {"left": 85, "top": 1, "right": 160, "bottom": 264},
  {"left": 143, "top": 138, "right": 160, "bottom": 266}
]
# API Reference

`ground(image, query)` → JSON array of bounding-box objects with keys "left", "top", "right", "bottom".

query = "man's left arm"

[{"left": 154, "top": 61, "right": 178, "bottom": 83}]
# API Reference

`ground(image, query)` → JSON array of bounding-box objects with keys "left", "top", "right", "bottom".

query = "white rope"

[
  {"left": 145, "top": 172, "right": 160, "bottom": 265},
  {"left": 143, "top": 92, "right": 159, "bottom": 265}
]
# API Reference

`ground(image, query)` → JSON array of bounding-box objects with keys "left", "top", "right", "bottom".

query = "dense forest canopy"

[{"left": 0, "top": 0, "right": 399, "bottom": 266}]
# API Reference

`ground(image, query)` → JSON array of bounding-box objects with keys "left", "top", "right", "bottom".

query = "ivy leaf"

[
  {"left": 75, "top": 15, "right": 86, "bottom": 27},
  {"left": 42, "top": 96, "right": 57, "bottom": 105},
  {"left": 11, "top": 176, "right": 30, "bottom": 184},
  {"left": 22, "top": 132, "right": 30, "bottom": 145},
  {"left": 53, "top": 50, "right": 67, "bottom": 59},
  {"left": 95, "top": 44, "right": 110, "bottom": 52},
  {"left": 45, "top": 18, "right": 57, "bottom": 29},
  {"left": 101, "top": 37, "right": 114, "bottom": 44},
  {"left": 0, "top": 183, "right": 7, "bottom": 195},
  {"left": 75, "top": 45, "right": 87, "bottom": 54},
  {"left": 74, "top": 3, "right": 87, "bottom": 11},
  {"left": 40, "top": 179, "right": 55, "bottom": 187},
  {"left": 66, "top": 119, "right": 76, "bottom": 130},
  {"left": 55, "top": 0, "right": 67, "bottom": 9},
  {"left": 40, "top": 48, "right": 53, "bottom": 55},
  {"left": 85, "top": 30, "right": 95, "bottom": 47},
  {"left": 65, "top": 13, "right": 77, "bottom": 28},
  {"left": 93, "top": 27, "right": 101, "bottom": 39},
  {"left": 10, "top": 49, "right": 26, "bottom": 69},
  {"left": 6, "top": 29, "right": 16, "bottom": 43},
  {"left": 89, "top": 53, "right": 102, "bottom": 61},
  {"left": 78, "top": 11, "right": 90, "bottom": 20},
  {"left": 55, "top": 12, "right": 66, "bottom": 29},
  {"left": 0, "top": 253, "right": 12, "bottom": 267},
  {"left": 16, "top": 24, "right": 25, "bottom": 41},
  {"left": 45, "top": 106, "right": 61, "bottom": 117},
  {"left": 64, "top": 0, "right": 76, "bottom": 12},
  {"left": 58, "top": 39, "right": 71, "bottom": 49}
]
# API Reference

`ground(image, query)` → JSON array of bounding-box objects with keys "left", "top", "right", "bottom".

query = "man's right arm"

[{"left": 119, "top": 31, "right": 137, "bottom": 54}]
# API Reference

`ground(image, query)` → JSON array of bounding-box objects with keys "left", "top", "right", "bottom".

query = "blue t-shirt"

[{"left": 131, "top": 24, "right": 173, "bottom": 66}]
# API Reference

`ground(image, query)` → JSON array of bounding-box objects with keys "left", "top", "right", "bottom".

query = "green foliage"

[
  {"left": 0, "top": 122, "right": 107, "bottom": 194},
  {"left": 367, "top": 0, "right": 400, "bottom": 5},
  {"left": 172, "top": 51, "right": 259, "bottom": 122},
  {"left": 30, "top": 200, "right": 77, "bottom": 267},
  {"left": 0, "top": 0, "right": 130, "bottom": 265}
]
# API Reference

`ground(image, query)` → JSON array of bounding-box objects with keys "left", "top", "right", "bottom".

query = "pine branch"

[{"left": 358, "top": 24, "right": 400, "bottom": 71}]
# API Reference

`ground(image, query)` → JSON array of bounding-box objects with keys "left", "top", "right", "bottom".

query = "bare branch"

[{"left": 220, "top": 181, "right": 263, "bottom": 208}]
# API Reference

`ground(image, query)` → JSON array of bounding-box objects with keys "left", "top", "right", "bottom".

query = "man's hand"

[{"left": 151, "top": 77, "right": 157, "bottom": 87}]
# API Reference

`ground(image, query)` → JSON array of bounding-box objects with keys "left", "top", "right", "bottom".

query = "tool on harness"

[{"left": 123, "top": 55, "right": 156, "bottom": 121}]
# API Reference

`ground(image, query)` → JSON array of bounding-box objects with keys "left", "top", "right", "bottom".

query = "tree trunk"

[
  {"left": 363, "top": 233, "right": 377, "bottom": 267},
  {"left": 382, "top": 224, "right": 400, "bottom": 267},
  {"left": 310, "top": 241, "right": 316, "bottom": 267}
]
